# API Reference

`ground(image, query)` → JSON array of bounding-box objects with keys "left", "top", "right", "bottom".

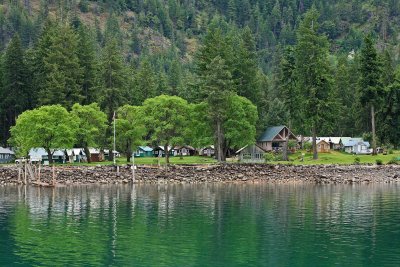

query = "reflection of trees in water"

[{"left": 3, "top": 184, "right": 400, "bottom": 266}]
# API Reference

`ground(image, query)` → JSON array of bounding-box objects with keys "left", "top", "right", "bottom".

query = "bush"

[
  {"left": 264, "top": 153, "right": 275, "bottom": 162},
  {"left": 388, "top": 157, "right": 400, "bottom": 165},
  {"left": 303, "top": 142, "right": 312, "bottom": 151},
  {"left": 376, "top": 159, "right": 383, "bottom": 165},
  {"left": 388, "top": 149, "right": 394, "bottom": 155},
  {"left": 354, "top": 157, "right": 360, "bottom": 164}
]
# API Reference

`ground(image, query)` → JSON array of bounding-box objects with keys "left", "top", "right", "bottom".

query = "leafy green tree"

[
  {"left": 10, "top": 105, "right": 77, "bottom": 163},
  {"left": 359, "top": 35, "right": 383, "bottom": 155},
  {"left": 294, "top": 7, "right": 333, "bottom": 160},
  {"left": 71, "top": 103, "right": 108, "bottom": 163},
  {"left": 142, "top": 95, "right": 190, "bottom": 164},
  {"left": 115, "top": 105, "right": 146, "bottom": 162}
]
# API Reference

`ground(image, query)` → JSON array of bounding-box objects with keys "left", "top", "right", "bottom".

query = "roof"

[
  {"left": 316, "top": 139, "right": 329, "bottom": 145},
  {"left": 138, "top": 146, "right": 153, "bottom": 152},
  {"left": 154, "top": 146, "right": 173, "bottom": 151},
  {"left": 66, "top": 148, "right": 86, "bottom": 156},
  {"left": 258, "top": 126, "right": 296, "bottom": 142},
  {"left": 236, "top": 144, "right": 267, "bottom": 154},
  {"left": 317, "top": 137, "right": 344, "bottom": 145},
  {"left": 0, "top": 147, "right": 14, "bottom": 154},
  {"left": 341, "top": 138, "right": 364, "bottom": 147},
  {"left": 89, "top": 148, "right": 100, "bottom": 154},
  {"left": 29, "top": 148, "right": 64, "bottom": 157}
]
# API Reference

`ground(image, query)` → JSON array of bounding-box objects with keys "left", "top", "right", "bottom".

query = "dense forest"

[{"left": 1, "top": 0, "right": 400, "bottom": 156}]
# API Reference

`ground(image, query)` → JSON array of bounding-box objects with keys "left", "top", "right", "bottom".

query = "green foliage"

[
  {"left": 376, "top": 159, "right": 383, "bottom": 165},
  {"left": 10, "top": 105, "right": 77, "bottom": 160},
  {"left": 264, "top": 153, "right": 275, "bottom": 162},
  {"left": 354, "top": 157, "right": 361, "bottom": 164},
  {"left": 115, "top": 105, "right": 146, "bottom": 162},
  {"left": 71, "top": 103, "right": 107, "bottom": 162},
  {"left": 142, "top": 95, "right": 190, "bottom": 163}
]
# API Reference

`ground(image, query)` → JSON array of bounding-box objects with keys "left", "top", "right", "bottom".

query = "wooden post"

[
  {"left": 24, "top": 162, "right": 27, "bottom": 184},
  {"left": 18, "top": 165, "right": 22, "bottom": 183},
  {"left": 52, "top": 165, "right": 56, "bottom": 186},
  {"left": 38, "top": 164, "right": 41, "bottom": 182},
  {"left": 131, "top": 154, "right": 135, "bottom": 183}
]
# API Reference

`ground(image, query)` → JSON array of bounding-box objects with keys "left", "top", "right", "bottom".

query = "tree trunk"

[
  {"left": 126, "top": 141, "right": 132, "bottom": 162},
  {"left": 164, "top": 144, "right": 170, "bottom": 164},
  {"left": 371, "top": 105, "right": 377, "bottom": 155},
  {"left": 216, "top": 119, "right": 223, "bottom": 162},
  {"left": 46, "top": 148, "right": 53, "bottom": 164},
  {"left": 312, "top": 125, "right": 318, "bottom": 160},
  {"left": 84, "top": 146, "right": 91, "bottom": 163},
  {"left": 282, "top": 136, "right": 289, "bottom": 161}
]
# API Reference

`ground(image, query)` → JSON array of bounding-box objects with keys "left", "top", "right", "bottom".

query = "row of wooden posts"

[{"left": 17, "top": 162, "right": 57, "bottom": 186}]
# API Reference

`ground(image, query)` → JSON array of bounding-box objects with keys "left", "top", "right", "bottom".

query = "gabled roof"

[
  {"left": 236, "top": 144, "right": 267, "bottom": 154},
  {"left": 341, "top": 138, "right": 364, "bottom": 147},
  {"left": 138, "top": 146, "right": 153, "bottom": 152},
  {"left": 258, "top": 125, "right": 296, "bottom": 142},
  {"left": 0, "top": 147, "right": 14, "bottom": 154},
  {"left": 29, "top": 148, "right": 64, "bottom": 157}
]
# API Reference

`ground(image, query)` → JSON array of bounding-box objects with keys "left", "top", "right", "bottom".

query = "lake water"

[{"left": 0, "top": 183, "right": 400, "bottom": 266}]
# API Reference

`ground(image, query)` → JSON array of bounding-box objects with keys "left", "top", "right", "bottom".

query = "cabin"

[
  {"left": 316, "top": 137, "right": 344, "bottom": 150},
  {"left": 316, "top": 140, "right": 330, "bottom": 153},
  {"left": 104, "top": 149, "right": 120, "bottom": 160},
  {"left": 65, "top": 148, "right": 86, "bottom": 163},
  {"left": 236, "top": 144, "right": 266, "bottom": 163},
  {"left": 134, "top": 146, "right": 153, "bottom": 157},
  {"left": 257, "top": 126, "right": 297, "bottom": 152},
  {"left": 29, "top": 148, "right": 66, "bottom": 164},
  {"left": 0, "top": 147, "right": 14, "bottom": 163},
  {"left": 353, "top": 141, "right": 371, "bottom": 155},
  {"left": 88, "top": 148, "right": 104, "bottom": 162},
  {"left": 153, "top": 146, "right": 174, "bottom": 157},
  {"left": 340, "top": 138, "right": 364, "bottom": 153},
  {"left": 173, "top": 145, "right": 196, "bottom": 156},
  {"left": 200, "top": 145, "right": 215, "bottom": 157}
]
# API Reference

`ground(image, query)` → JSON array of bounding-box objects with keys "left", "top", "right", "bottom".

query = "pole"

[
  {"left": 113, "top": 111, "right": 116, "bottom": 165},
  {"left": 132, "top": 154, "right": 135, "bottom": 183}
]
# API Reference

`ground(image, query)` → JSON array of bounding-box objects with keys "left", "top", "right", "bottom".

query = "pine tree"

[
  {"left": 132, "top": 57, "right": 157, "bottom": 105},
  {"left": 294, "top": 7, "right": 333, "bottom": 160},
  {"left": 359, "top": 34, "right": 383, "bottom": 155},
  {"left": 100, "top": 38, "right": 127, "bottom": 122},
  {"left": 0, "top": 34, "right": 30, "bottom": 146}
]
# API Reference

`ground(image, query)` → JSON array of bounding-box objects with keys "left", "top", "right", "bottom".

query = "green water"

[{"left": 0, "top": 184, "right": 400, "bottom": 266}]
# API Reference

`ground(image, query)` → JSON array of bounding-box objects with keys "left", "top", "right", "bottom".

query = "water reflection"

[{"left": 0, "top": 183, "right": 400, "bottom": 266}]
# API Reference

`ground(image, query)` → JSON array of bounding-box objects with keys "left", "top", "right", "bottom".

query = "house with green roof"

[
  {"left": 133, "top": 146, "right": 153, "bottom": 157},
  {"left": 257, "top": 125, "right": 297, "bottom": 152}
]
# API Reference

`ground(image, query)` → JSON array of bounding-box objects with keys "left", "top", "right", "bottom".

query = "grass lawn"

[
  {"left": 67, "top": 156, "right": 217, "bottom": 166},
  {"left": 275, "top": 150, "right": 400, "bottom": 165}
]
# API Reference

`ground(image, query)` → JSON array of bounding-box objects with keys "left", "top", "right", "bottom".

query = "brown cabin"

[{"left": 257, "top": 126, "right": 297, "bottom": 152}]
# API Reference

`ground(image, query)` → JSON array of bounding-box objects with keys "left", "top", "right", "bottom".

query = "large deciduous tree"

[
  {"left": 142, "top": 95, "right": 190, "bottom": 164},
  {"left": 10, "top": 105, "right": 77, "bottom": 163},
  {"left": 71, "top": 103, "right": 108, "bottom": 163},
  {"left": 115, "top": 105, "right": 146, "bottom": 162}
]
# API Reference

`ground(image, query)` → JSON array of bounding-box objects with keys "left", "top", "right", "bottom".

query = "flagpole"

[{"left": 113, "top": 111, "right": 116, "bottom": 165}]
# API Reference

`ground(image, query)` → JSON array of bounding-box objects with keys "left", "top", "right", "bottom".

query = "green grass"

[
  {"left": 275, "top": 150, "right": 400, "bottom": 165},
  {"left": 67, "top": 156, "right": 217, "bottom": 166}
]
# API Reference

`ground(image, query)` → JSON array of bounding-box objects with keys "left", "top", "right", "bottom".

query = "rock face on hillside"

[{"left": 0, "top": 164, "right": 400, "bottom": 186}]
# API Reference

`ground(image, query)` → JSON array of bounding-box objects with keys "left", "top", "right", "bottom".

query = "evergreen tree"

[
  {"left": 359, "top": 35, "right": 383, "bottom": 155},
  {"left": 295, "top": 7, "right": 333, "bottom": 160},
  {"left": 0, "top": 34, "right": 30, "bottom": 146},
  {"left": 100, "top": 38, "right": 127, "bottom": 122}
]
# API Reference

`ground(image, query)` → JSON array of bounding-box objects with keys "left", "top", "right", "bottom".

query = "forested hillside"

[{"left": 1, "top": 0, "right": 400, "bottom": 152}]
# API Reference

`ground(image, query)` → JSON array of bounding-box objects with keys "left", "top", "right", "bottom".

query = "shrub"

[
  {"left": 264, "top": 153, "right": 275, "bottom": 162},
  {"left": 388, "top": 148, "right": 394, "bottom": 155},
  {"left": 303, "top": 142, "right": 312, "bottom": 151},
  {"left": 388, "top": 157, "right": 400, "bottom": 165},
  {"left": 354, "top": 157, "right": 360, "bottom": 164},
  {"left": 376, "top": 159, "right": 383, "bottom": 165}
]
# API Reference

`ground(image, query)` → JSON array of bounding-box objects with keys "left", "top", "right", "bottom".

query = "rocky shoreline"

[{"left": 0, "top": 163, "right": 400, "bottom": 186}]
